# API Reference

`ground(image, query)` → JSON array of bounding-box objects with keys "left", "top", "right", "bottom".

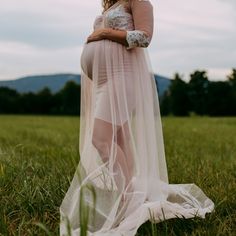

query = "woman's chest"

[{"left": 93, "top": 3, "right": 134, "bottom": 31}]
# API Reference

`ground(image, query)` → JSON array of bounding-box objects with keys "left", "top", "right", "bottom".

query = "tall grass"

[{"left": 0, "top": 115, "right": 235, "bottom": 235}]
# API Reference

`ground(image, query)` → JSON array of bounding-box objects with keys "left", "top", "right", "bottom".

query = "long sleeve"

[{"left": 126, "top": 0, "right": 154, "bottom": 50}]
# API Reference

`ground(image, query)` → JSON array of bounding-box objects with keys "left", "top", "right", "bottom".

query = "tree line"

[
  {"left": 0, "top": 69, "right": 235, "bottom": 116},
  {"left": 160, "top": 69, "right": 236, "bottom": 116},
  {"left": 0, "top": 81, "right": 81, "bottom": 115}
]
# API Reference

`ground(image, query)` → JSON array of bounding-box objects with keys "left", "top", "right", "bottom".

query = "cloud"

[
  {"left": 151, "top": 0, "right": 236, "bottom": 81},
  {"left": 0, "top": 1, "right": 97, "bottom": 49},
  {"left": 0, "top": 41, "right": 83, "bottom": 79},
  {"left": 0, "top": 0, "right": 235, "bottom": 81}
]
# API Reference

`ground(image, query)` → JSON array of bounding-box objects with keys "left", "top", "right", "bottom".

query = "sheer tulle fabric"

[
  {"left": 60, "top": 41, "right": 214, "bottom": 235},
  {"left": 60, "top": 1, "right": 214, "bottom": 235}
]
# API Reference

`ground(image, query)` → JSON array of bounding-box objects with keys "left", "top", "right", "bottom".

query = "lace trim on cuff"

[{"left": 126, "top": 30, "right": 151, "bottom": 50}]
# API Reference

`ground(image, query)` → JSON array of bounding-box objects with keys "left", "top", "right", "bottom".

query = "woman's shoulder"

[
  {"left": 129, "top": 0, "right": 153, "bottom": 13},
  {"left": 128, "top": 0, "right": 151, "bottom": 3},
  {"left": 129, "top": 0, "right": 152, "bottom": 7}
]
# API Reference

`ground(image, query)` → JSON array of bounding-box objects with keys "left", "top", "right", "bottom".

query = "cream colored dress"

[{"left": 60, "top": 0, "right": 215, "bottom": 235}]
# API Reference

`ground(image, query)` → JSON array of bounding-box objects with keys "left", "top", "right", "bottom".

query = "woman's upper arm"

[{"left": 126, "top": 0, "right": 154, "bottom": 50}]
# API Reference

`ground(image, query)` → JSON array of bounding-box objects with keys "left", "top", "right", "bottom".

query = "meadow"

[{"left": 0, "top": 115, "right": 235, "bottom": 236}]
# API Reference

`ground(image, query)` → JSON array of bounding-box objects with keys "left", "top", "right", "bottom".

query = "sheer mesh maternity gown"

[{"left": 60, "top": 0, "right": 215, "bottom": 235}]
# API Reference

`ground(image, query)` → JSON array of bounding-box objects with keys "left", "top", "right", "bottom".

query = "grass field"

[{"left": 0, "top": 115, "right": 235, "bottom": 236}]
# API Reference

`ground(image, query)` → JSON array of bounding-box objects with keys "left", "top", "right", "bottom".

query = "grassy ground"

[{"left": 0, "top": 115, "right": 235, "bottom": 235}]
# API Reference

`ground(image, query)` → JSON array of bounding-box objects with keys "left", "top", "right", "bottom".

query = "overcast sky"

[{"left": 0, "top": 0, "right": 235, "bottom": 81}]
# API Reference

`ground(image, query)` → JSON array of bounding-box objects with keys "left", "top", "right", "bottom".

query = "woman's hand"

[
  {"left": 86, "top": 29, "right": 108, "bottom": 43},
  {"left": 86, "top": 28, "right": 129, "bottom": 47}
]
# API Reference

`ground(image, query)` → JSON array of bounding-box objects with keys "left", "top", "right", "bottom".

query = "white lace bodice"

[{"left": 93, "top": 0, "right": 153, "bottom": 50}]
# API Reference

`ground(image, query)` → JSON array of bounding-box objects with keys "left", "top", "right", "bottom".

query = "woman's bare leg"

[
  {"left": 92, "top": 118, "right": 131, "bottom": 190},
  {"left": 117, "top": 121, "right": 134, "bottom": 191}
]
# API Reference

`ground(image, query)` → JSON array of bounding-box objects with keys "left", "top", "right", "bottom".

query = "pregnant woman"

[{"left": 60, "top": 0, "right": 215, "bottom": 235}]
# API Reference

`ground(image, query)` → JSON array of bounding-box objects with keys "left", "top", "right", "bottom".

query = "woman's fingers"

[{"left": 86, "top": 29, "right": 104, "bottom": 43}]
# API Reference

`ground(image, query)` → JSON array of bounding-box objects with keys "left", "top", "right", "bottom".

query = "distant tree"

[
  {"left": 57, "top": 81, "right": 81, "bottom": 115},
  {"left": 168, "top": 73, "right": 190, "bottom": 116},
  {"left": 35, "top": 87, "right": 53, "bottom": 114},
  {"left": 160, "top": 90, "right": 171, "bottom": 116},
  {"left": 188, "top": 71, "right": 209, "bottom": 115},
  {"left": 227, "top": 68, "right": 236, "bottom": 115},
  {"left": 50, "top": 92, "right": 63, "bottom": 114},
  {"left": 19, "top": 92, "right": 38, "bottom": 114},
  {"left": 227, "top": 68, "right": 236, "bottom": 86},
  {"left": 207, "top": 82, "right": 233, "bottom": 116},
  {"left": 0, "top": 87, "right": 20, "bottom": 113}
]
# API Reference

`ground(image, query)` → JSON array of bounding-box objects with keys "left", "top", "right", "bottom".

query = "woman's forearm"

[{"left": 102, "top": 28, "right": 129, "bottom": 47}]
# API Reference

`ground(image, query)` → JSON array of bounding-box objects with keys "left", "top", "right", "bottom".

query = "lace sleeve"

[{"left": 126, "top": 0, "right": 154, "bottom": 50}]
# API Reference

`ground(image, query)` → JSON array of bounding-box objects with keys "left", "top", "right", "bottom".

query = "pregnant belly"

[
  {"left": 80, "top": 40, "right": 107, "bottom": 80},
  {"left": 80, "top": 39, "right": 132, "bottom": 83}
]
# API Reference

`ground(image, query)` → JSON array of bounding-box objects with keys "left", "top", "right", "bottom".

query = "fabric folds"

[{"left": 60, "top": 1, "right": 215, "bottom": 235}]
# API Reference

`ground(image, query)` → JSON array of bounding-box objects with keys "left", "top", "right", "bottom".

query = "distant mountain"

[
  {"left": 0, "top": 74, "right": 81, "bottom": 94},
  {"left": 154, "top": 75, "right": 171, "bottom": 97},
  {"left": 0, "top": 73, "right": 171, "bottom": 96}
]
